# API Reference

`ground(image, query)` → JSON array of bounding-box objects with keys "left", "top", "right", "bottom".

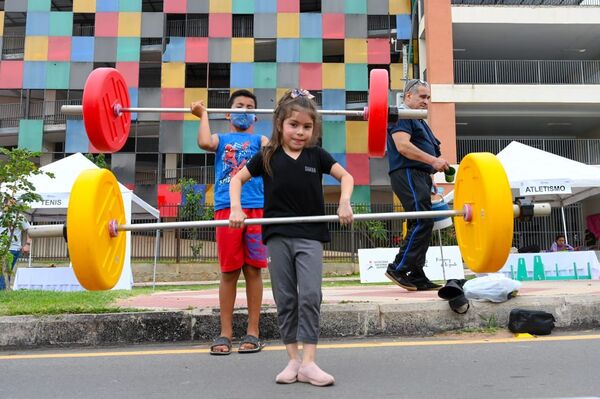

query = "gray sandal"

[
  {"left": 210, "top": 336, "right": 232, "bottom": 355},
  {"left": 238, "top": 335, "right": 264, "bottom": 354}
]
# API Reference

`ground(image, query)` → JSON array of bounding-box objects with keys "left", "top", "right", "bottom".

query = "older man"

[{"left": 384, "top": 79, "right": 450, "bottom": 291}]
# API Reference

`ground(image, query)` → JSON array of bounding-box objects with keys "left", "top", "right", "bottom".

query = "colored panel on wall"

[
  {"left": 277, "top": 62, "right": 299, "bottom": 87},
  {"left": 0, "top": 12, "right": 4, "bottom": 33},
  {"left": 277, "top": 13, "right": 299, "bottom": 38},
  {"left": 94, "top": 37, "right": 118, "bottom": 62},
  {"left": 367, "top": 0, "right": 389, "bottom": 14},
  {"left": 299, "top": 63, "right": 322, "bottom": 90},
  {"left": 96, "top": 0, "right": 118, "bottom": 11},
  {"left": 230, "top": 63, "right": 254, "bottom": 88},
  {"left": 210, "top": 0, "right": 232, "bottom": 12},
  {"left": 0, "top": 61, "right": 24, "bottom": 88},
  {"left": 254, "top": 62, "right": 277, "bottom": 89},
  {"left": 28, "top": 0, "right": 51, "bottom": 11},
  {"left": 137, "top": 88, "right": 161, "bottom": 121},
  {"left": 141, "top": 12, "right": 164, "bottom": 37},
  {"left": 46, "top": 62, "right": 70, "bottom": 89},
  {"left": 230, "top": 38, "right": 254, "bottom": 62},
  {"left": 159, "top": 121, "right": 183, "bottom": 153},
  {"left": 300, "top": 13, "right": 321, "bottom": 38},
  {"left": 278, "top": 0, "right": 299, "bottom": 12},
  {"left": 158, "top": 184, "right": 182, "bottom": 217},
  {"left": 164, "top": 0, "right": 187, "bottom": 13},
  {"left": 161, "top": 62, "right": 186, "bottom": 88},
  {"left": 49, "top": 12, "right": 73, "bottom": 36},
  {"left": 322, "top": 14, "right": 345, "bottom": 39},
  {"left": 322, "top": 121, "right": 346, "bottom": 153},
  {"left": 120, "top": 0, "right": 142, "bottom": 12},
  {"left": 345, "top": 0, "right": 367, "bottom": 13},
  {"left": 116, "top": 61, "right": 140, "bottom": 87},
  {"left": 255, "top": 0, "right": 277, "bottom": 12},
  {"left": 322, "top": 89, "right": 345, "bottom": 121},
  {"left": 390, "top": 0, "right": 411, "bottom": 14},
  {"left": 345, "top": 14, "right": 367, "bottom": 38},
  {"left": 396, "top": 14, "right": 412, "bottom": 40},
  {"left": 390, "top": 63, "right": 406, "bottom": 90},
  {"left": 69, "top": 62, "right": 93, "bottom": 89},
  {"left": 23, "top": 61, "right": 47, "bottom": 88},
  {"left": 161, "top": 88, "right": 185, "bottom": 120},
  {"left": 208, "top": 38, "right": 232, "bottom": 63},
  {"left": 118, "top": 12, "right": 142, "bottom": 37},
  {"left": 128, "top": 88, "right": 138, "bottom": 120},
  {"left": 184, "top": 88, "right": 208, "bottom": 121},
  {"left": 48, "top": 36, "right": 71, "bottom": 61},
  {"left": 254, "top": 13, "right": 277, "bottom": 38},
  {"left": 322, "top": 63, "right": 345, "bottom": 89},
  {"left": 323, "top": 0, "right": 345, "bottom": 13},
  {"left": 26, "top": 12, "right": 50, "bottom": 35},
  {"left": 73, "top": 0, "right": 96, "bottom": 12},
  {"left": 187, "top": 1, "right": 209, "bottom": 12},
  {"left": 95, "top": 12, "right": 119, "bottom": 37},
  {"left": 323, "top": 153, "right": 345, "bottom": 186},
  {"left": 71, "top": 36, "right": 95, "bottom": 62},
  {"left": 186, "top": 37, "right": 209, "bottom": 62},
  {"left": 345, "top": 64, "right": 368, "bottom": 91},
  {"left": 344, "top": 38, "right": 367, "bottom": 63},
  {"left": 370, "top": 157, "right": 391, "bottom": 185},
  {"left": 368, "top": 38, "right": 391, "bottom": 64},
  {"left": 345, "top": 120, "right": 368, "bottom": 153},
  {"left": 351, "top": 185, "right": 371, "bottom": 204},
  {"left": 163, "top": 37, "right": 186, "bottom": 62},
  {"left": 276, "top": 39, "right": 300, "bottom": 62},
  {"left": 346, "top": 154, "right": 370, "bottom": 185},
  {"left": 233, "top": 0, "right": 255, "bottom": 13},
  {"left": 183, "top": 120, "right": 206, "bottom": 153},
  {"left": 18, "top": 120, "right": 44, "bottom": 152},
  {"left": 25, "top": 36, "right": 49, "bottom": 61},
  {"left": 117, "top": 37, "right": 141, "bottom": 61},
  {"left": 209, "top": 13, "right": 232, "bottom": 38},
  {"left": 299, "top": 38, "right": 322, "bottom": 63},
  {"left": 65, "top": 119, "right": 90, "bottom": 153}
]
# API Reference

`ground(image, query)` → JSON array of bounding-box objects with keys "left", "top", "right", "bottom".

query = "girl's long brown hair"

[{"left": 262, "top": 90, "right": 322, "bottom": 176}]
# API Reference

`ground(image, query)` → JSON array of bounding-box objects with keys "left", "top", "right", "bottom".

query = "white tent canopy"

[
  {"left": 445, "top": 141, "right": 600, "bottom": 207},
  {"left": 15, "top": 153, "right": 159, "bottom": 291}
]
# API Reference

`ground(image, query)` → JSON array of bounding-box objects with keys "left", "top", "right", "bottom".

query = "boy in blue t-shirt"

[{"left": 191, "top": 90, "right": 268, "bottom": 355}]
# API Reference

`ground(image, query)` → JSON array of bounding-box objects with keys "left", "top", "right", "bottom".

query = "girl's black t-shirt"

[{"left": 246, "top": 146, "right": 336, "bottom": 244}]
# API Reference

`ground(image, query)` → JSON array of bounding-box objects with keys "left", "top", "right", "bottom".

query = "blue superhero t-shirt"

[{"left": 214, "top": 133, "right": 264, "bottom": 211}]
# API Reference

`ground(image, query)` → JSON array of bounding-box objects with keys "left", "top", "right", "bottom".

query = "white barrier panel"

[
  {"left": 358, "top": 246, "right": 465, "bottom": 283},
  {"left": 13, "top": 267, "right": 84, "bottom": 291},
  {"left": 498, "top": 251, "right": 600, "bottom": 281}
]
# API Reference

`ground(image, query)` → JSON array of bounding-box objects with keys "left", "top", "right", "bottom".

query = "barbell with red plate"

[
  {"left": 61, "top": 68, "right": 426, "bottom": 156},
  {"left": 26, "top": 153, "right": 551, "bottom": 291}
]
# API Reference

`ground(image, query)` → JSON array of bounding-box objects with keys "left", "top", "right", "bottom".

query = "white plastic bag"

[{"left": 463, "top": 274, "right": 521, "bottom": 303}]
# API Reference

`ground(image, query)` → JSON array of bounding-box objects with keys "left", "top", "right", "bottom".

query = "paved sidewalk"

[{"left": 117, "top": 280, "right": 600, "bottom": 310}]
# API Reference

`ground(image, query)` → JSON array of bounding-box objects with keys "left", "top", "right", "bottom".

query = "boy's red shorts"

[{"left": 215, "top": 208, "right": 268, "bottom": 273}]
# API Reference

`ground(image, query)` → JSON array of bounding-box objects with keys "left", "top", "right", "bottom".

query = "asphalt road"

[{"left": 1, "top": 332, "right": 600, "bottom": 399}]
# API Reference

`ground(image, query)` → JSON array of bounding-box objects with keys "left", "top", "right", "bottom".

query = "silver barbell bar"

[
  {"left": 26, "top": 204, "right": 551, "bottom": 238},
  {"left": 60, "top": 105, "right": 428, "bottom": 119}
]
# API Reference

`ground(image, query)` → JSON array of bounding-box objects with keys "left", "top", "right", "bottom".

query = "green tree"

[
  {"left": 352, "top": 203, "right": 389, "bottom": 248},
  {"left": 85, "top": 153, "right": 109, "bottom": 169},
  {"left": 0, "top": 148, "right": 54, "bottom": 290},
  {"left": 170, "top": 178, "right": 213, "bottom": 259}
]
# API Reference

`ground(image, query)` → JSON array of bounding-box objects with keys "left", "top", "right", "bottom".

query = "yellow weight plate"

[
  {"left": 67, "top": 169, "right": 126, "bottom": 290},
  {"left": 453, "top": 153, "right": 513, "bottom": 273}
]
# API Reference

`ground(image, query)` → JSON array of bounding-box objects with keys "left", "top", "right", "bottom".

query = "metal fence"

[
  {"left": 0, "top": 99, "right": 82, "bottom": 128},
  {"left": 1, "top": 35, "right": 25, "bottom": 60},
  {"left": 452, "top": 0, "right": 600, "bottom": 5},
  {"left": 22, "top": 201, "right": 584, "bottom": 265},
  {"left": 454, "top": 60, "right": 600, "bottom": 85},
  {"left": 457, "top": 137, "right": 600, "bottom": 165}
]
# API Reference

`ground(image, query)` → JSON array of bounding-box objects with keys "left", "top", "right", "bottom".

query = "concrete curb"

[{"left": 2, "top": 295, "right": 600, "bottom": 349}]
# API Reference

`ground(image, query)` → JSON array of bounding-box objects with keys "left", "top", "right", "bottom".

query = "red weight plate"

[
  {"left": 82, "top": 68, "right": 131, "bottom": 152},
  {"left": 367, "top": 69, "right": 389, "bottom": 158}
]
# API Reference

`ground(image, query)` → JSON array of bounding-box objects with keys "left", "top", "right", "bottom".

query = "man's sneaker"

[
  {"left": 385, "top": 265, "right": 417, "bottom": 291},
  {"left": 415, "top": 280, "right": 443, "bottom": 291}
]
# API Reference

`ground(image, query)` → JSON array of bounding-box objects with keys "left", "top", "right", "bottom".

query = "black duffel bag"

[{"left": 508, "top": 308, "right": 556, "bottom": 335}]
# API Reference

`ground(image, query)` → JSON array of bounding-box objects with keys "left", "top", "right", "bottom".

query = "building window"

[
  {"left": 186, "top": 63, "right": 208, "bottom": 88},
  {"left": 186, "top": 14, "right": 209, "bottom": 37},
  {"left": 300, "top": 0, "right": 321, "bottom": 12},
  {"left": 323, "top": 39, "right": 344, "bottom": 63},
  {"left": 142, "top": 0, "right": 163, "bottom": 12},
  {"left": 254, "top": 39, "right": 276, "bottom": 62},
  {"left": 367, "top": 15, "right": 396, "bottom": 38},
  {"left": 208, "top": 63, "right": 231, "bottom": 88},
  {"left": 73, "top": 13, "right": 95, "bottom": 37},
  {"left": 51, "top": 0, "right": 73, "bottom": 11},
  {"left": 165, "top": 14, "right": 186, "bottom": 37},
  {"left": 232, "top": 15, "right": 253, "bottom": 38},
  {"left": 140, "top": 38, "right": 163, "bottom": 62},
  {"left": 138, "top": 63, "right": 162, "bottom": 87}
]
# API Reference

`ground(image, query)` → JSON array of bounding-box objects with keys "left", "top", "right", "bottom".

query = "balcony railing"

[
  {"left": 452, "top": 0, "right": 600, "bottom": 5},
  {"left": 1, "top": 35, "right": 25, "bottom": 60},
  {"left": 455, "top": 60, "right": 600, "bottom": 85},
  {"left": 457, "top": 137, "right": 600, "bottom": 164},
  {"left": 0, "top": 99, "right": 82, "bottom": 128},
  {"left": 136, "top": 166, "right": 216, "bottom": 186}
]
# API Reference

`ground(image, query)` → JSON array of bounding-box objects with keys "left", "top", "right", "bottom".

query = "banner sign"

[{"left": 519, "top": 179, "right": 572, "bottom": 196}]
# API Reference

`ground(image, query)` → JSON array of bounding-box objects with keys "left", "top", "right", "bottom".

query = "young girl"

[{"left": 229, "top": 89, "right": 354, "bottom": 386}]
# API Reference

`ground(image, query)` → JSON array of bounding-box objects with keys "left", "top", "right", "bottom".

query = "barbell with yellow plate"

[{"left": 26, "top": 153, "right": 551, "bottom": 291}]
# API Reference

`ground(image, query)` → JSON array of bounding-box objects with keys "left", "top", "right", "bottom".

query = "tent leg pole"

[
  {"left": 561, "top": 206, "right": 569, "bottom": 245},
  {"left": 153, "top": 227, "right": 160, "bottom": 291}
]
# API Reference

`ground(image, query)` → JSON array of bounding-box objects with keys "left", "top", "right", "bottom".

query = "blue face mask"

[{"left": 230, "top": 113, "right": 256, "bottom": 130}]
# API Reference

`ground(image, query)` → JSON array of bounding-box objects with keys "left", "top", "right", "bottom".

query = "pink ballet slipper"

[
  {"left": 275, "top": 359, "right": 301, "bottom": 384},
  {"left": 297, "top": 362, "right": 335, "bottom": 387}
]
